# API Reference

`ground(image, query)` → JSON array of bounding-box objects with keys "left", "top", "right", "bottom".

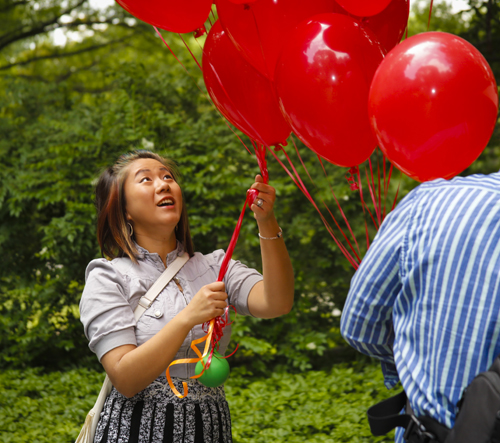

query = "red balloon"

[
  {"left": 369, "top": 32, "right": 499, "bottom": 182},
  {"left": 227, "top": 0, "right": 257, "bottom": 3},
  {"left": 336, "top": 0, "right": 392, "bottom": 17},
  {"left": 115, "top": 0, "right": 212, "bottom": 33},
  {"left": 217, "top": 0, "right": 343, "bottom": 81},
  {"left": 275, "top": 13, "right": 385, "bottom": 167},
  {"left": 202, "top": 21, "right": 291, "bottom": 147},
  {"left": 333, "top": 0, "right": 410, "bottom": 52},
  {"left": 357, "top": 0, "right": 409, "bottom": 52},
  {"left": 330, "top": 0, "right": 409, "bottom": 52}
]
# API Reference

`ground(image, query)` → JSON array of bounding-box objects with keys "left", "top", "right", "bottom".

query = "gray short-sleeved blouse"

[{"left": 79, "top": 242, "right": 262, "bottom": 378}]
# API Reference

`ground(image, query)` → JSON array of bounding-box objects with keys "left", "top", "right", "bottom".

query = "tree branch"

[
  {"left": 0, "top": 0, "right": 87, "bottom": 51},
  {"left": 2, "top": 73, "right": 49, "bottom": 83},
  {"left": 55, "top": 60, "right": 99, "bottom": 83},
  {"left": 0, "top": 37, "right": 130, "bottom": 71},
  {"left": 71, "top": 85, "right": 113, "bottom": 94},
  {"left": 2, "top": 60, "right": 104, "bottom": 86},
  {"left": 0, "top": 1, "right": 29, "bottom": 14}
]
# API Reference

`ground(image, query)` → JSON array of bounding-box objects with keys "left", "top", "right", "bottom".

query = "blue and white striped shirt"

[{"left": 341, "top": 172, "right": 500, "bottom": 442}]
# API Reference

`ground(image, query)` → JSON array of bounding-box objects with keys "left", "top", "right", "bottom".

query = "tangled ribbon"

[{"left": 201, "top": 305, "right": 239, "bottom": 370}]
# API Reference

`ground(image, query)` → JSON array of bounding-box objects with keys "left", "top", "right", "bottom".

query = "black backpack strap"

[
  {"left": 367, "top": 391, "right": 411, "bottom": 435},
  {"left": 490, "top": 354, "right": 500, "bottom": 374},
  {"left": 492, "top": 412, "right": 500, "bottom": 443},
  {"left": 407, "top": 401, "right": 450, "bottom": 443},
  {"left": 367, "top": 391, "right": 449, "bottom": 443}
]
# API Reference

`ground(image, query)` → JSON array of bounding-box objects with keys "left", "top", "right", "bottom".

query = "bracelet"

[{"left": 258, "top": 227, "right": 283, "bottom": 240}]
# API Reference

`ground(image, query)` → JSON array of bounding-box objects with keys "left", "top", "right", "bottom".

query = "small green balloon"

[{"left": 195, "top": 350, "right": 230, "bottom": 388}]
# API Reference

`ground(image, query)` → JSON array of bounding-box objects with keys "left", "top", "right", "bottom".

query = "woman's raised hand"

[
  {"left": 250, "top": 174, "right": 276, "bottom": 221},
  {"left": 183, "top": 282, "right": 228, "bottom": 327}
]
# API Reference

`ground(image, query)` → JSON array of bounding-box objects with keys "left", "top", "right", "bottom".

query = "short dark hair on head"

[{"left": 94, "top": 150, "right": 194, "bottom": 262}]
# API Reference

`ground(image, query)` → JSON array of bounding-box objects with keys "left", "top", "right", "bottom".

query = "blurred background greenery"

[{"left": 0, "top": 0, "right": 499, "bottom": 441}]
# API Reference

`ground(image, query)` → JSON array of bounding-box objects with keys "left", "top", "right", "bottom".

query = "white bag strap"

[
  {"left": 134, "top": 251, "right": 189, "bottom": 321},
  {"left": 76, "top": 374, "right": 113, "bottom": 442}
]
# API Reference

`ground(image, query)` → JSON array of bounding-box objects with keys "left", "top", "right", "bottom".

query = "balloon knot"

[
  {"left": 243, "top": 4, "right": 251, "bottom": 10},
  {"left": 194, "top": 26, "right": 206, "bottom": 38},
  {"left": 345, "top": 166, "right": 360, "bottom": 190}
]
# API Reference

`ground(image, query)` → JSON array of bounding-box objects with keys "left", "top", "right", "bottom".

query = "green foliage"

[
  {"left": 0, "top": 1, "right": 376, "bottom": 372},
  {"left": 228, "top": 362, "right": 395, "bottom": 442},
  {"left": 408, "top": 1, "right": 470, "bottom": 36},
  {"left": 0, "top": 362, "right": 395, "bottom": 443},
  {"left": 0, "top": 0, "right": 499, "bottom": 376},
  {"left": 460, "top": 0, "right": 500, "bottom": 78},
  {"left": 0, "top": 367, "right": 105, "bottom": 442}
]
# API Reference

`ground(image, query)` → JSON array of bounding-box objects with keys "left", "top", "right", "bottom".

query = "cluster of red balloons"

[
  {"left": 208, "top": 0, "right": 409, "bottom": 167},
  {"left": 116, "top": 0, "right": 498, "bottom": 181},
  {"left": 116, "top": 0, "right": 408, "bottom": 167}
]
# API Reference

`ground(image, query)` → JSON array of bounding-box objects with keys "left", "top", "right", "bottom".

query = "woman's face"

[{"left": 123, "top": 158, "right": 183, "bottom": 238}]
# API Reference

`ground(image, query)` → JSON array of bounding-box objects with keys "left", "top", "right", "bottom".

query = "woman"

[{"left": 80, "top": 150, "right": 294, "bottom": 443}]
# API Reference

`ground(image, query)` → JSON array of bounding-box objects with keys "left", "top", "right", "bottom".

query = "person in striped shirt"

[{"left": 340, "top": 172, "right": 500, "bottom": 442}]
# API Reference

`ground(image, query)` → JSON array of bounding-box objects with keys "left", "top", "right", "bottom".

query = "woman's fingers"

[
  {"left": 250, "top": 191, "right": 275, "bottom": 221},
  {"left": 250, "top": 176, "right": 276, "bottom": 217},
  {"left": 251, "top": 182, "right": 276, "bottom": 196},
  {"left": 184, "top": 282, "right": 230, "bottom": 325},
  {"left": 205, "top": 281, "right": 225, "bottom": 292}
]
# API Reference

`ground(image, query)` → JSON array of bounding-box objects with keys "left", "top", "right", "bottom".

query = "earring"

[
  {"left": 175, "top": 224, "right": 179, "bottom": 234},
  {"left": 127, "top": 222, "right": 134, "bottom": 237}
]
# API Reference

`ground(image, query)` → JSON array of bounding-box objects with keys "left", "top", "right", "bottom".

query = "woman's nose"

[{"left": 156, "top": 178, "right": 170, "bottom": 192}]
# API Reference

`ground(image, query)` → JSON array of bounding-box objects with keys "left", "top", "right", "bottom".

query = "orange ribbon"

[{"left": 166, "top": 319, "right": 215, "bottom": 398}]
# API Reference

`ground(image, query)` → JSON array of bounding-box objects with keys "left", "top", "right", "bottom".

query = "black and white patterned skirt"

[{"left": 94, "top": 377, "right": 232, "bottom": 443}]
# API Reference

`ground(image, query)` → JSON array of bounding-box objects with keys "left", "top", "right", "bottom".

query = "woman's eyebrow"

[
  {"left": 134, "top": 167, "right": 170, "bottom": 178},
  {"left": 134, "top": 168, "right": 151, "bottom": 178}
]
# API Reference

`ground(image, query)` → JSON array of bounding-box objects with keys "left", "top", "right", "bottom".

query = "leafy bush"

[
  {"left": 0, "top": 362, "right": 395, "bottom": 442},
  {"left": 227, "top": 362, "right": 395, "bottom": 442},
  {"left": 0, "top": 368, "right": 104, "bottom": 443}
]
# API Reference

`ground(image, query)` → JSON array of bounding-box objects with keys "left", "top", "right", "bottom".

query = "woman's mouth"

[{"left": 157, "top": 198, "right": 174, "bottom": 207}]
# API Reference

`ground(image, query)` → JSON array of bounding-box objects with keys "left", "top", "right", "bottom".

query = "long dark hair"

[{"left": 95, "top": 150, "right": 194, "bottom": 262}]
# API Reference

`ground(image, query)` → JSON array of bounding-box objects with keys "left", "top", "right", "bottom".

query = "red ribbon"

[
  {"left": 166, "top": 190, "right": 256, "bottom": 398},
  {"left": 201, "top": 305, "right": 239, "bottom": 370}
]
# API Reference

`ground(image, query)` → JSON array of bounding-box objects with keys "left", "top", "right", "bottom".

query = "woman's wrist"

[
  {"left": 256, "top": 214, "right": 281, "bottom": 238},
  {"left": 259, "top": 227, "right": 283, "bottom": 240},
  {"left": 174, "top": 309, "right": 196, "bottom": 332}
]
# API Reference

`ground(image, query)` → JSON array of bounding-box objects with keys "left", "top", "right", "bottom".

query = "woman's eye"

[
  {"left": 163, "top": 174, "right": 173, "bottom": 180},
  {"left": 140, "top": 177, "right": 151, "bottom": 183}
]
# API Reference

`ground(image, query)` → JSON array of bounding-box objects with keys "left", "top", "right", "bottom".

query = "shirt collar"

[{"left": 135, "top": 241, "right": 185, "bottom": 270}]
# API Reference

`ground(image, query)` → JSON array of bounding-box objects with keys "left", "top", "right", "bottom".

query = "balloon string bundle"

[
  {"left": 267, "top": 144, "right": 360, "bottom": 269},
  {"left": 166, "top": 149, "right": 268, "bottom": 399},
  {"left": 269, "top": 141, "right": 399, "bottom": 269}
]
